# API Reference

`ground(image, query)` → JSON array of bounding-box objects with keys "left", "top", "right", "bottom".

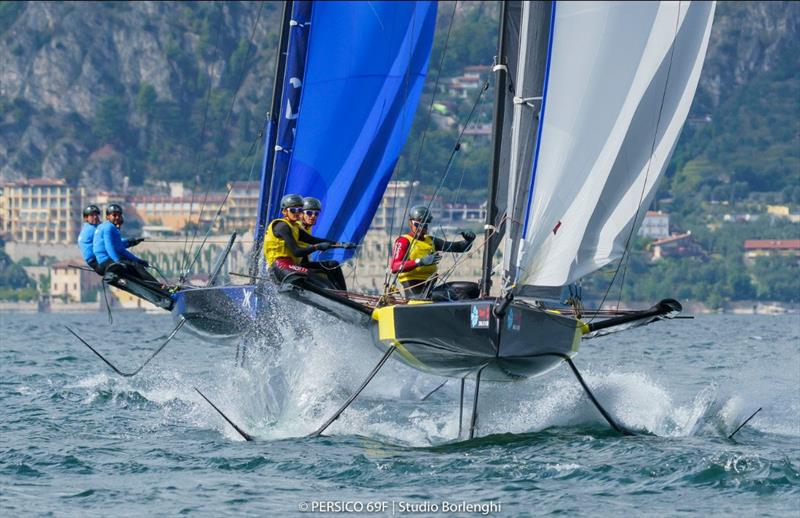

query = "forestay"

[
  {"left": 505, "top": 1, "right": 715, "bottom": 287},
  {"left": 265, "top": 1, "right": 437, "bottom": 260}
]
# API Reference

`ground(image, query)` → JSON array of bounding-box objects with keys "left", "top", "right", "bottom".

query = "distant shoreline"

[
  {"left": 0, "top": 301, "right": 165, "bottom": 314},
  {"left": 0, "top": 300, "right": 795, "bottom": 316}
]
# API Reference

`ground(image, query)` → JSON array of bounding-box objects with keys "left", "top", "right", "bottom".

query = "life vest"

[
  {"left": 263, "top": 218, "right": 302, "bottom": 267},
  {"left": 397, "top": 233, "right": 437, "bottom": 283}
]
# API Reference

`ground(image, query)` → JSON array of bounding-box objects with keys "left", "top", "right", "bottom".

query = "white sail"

[{"left": 511, "top": 1, "right": 715, "bottom": 287}]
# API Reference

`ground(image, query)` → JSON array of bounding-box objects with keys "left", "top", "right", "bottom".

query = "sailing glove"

[
  {"left": 417, "top": 253, "right": 441, "bottom": 267},
  {"left": 461, "top": 231, "right": 476, "bottom": 242},
  {"left": 127, "top": 237, "right": 145, "bottom": 247},
  {"left": 314, "top": 242, "right": 332, "bottom": 251}
]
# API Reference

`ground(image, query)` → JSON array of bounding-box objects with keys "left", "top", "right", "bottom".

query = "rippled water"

[{"left": 1, "top": 310, "right": 798, "bottom": 516}]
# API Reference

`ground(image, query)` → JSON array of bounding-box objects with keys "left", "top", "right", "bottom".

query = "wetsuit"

[
  {"left": 93, "top": 221, "right": 158, "bottom": 287},
  {"left": 265, "top": 219, "right": 347, "bottom": 291},
  {"left": 391, "top": 234, "right": 472, "bottom": 297}
]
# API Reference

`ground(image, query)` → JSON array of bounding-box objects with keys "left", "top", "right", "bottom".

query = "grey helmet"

[
  {"left": 280, "top": 193, "right": 304, "bottom": 209},
  {"left": 83, "top": 204, "right": 101, "bottom": 217},
  {"left": 105, "top": 203, "right": 123, "bottom": 215},
  {"left": 409, "top": 205, "right": 432, "bottom": 224},
  {"left": 302, "top": 197, "right": 322, "bottom": 211}
]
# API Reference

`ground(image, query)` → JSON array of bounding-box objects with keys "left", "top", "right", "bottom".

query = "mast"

[
  {"left": 249, "top": 0, "right": 293, "bottom": 277},
  {"left": 479, "top": 1, "right": 510, "bottom": 298}
]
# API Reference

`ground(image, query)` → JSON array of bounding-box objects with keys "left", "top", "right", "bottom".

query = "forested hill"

[{"left": 0, "top": 1, "right": 798, "bottom": 212}]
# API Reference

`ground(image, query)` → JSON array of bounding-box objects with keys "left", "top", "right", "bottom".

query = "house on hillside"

[
  {"left": 743, "top": 239, "right": 800, "bottom": 266},
  {"left": 638, "top": 211, "right": 670, "bottom": 239},
  {"left": 444, "top": 65, "right": 491, "bottom": 99},
  {"left": 648, "top": 232, "right": 704, "bottom": 261}
]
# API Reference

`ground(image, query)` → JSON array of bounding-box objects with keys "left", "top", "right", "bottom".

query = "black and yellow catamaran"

[{"left": 309, "top": 0, "right": 716, "bottom": 439}]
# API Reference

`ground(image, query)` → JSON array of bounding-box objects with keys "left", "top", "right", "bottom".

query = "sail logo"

[
  {"left": 507, "top": 308, "right": 521, "bottom": 331},
  {"left": 471, "top": 305, "right": 490, "bottom": 329},
  {"left": 242, "top": 288, "right": 253, "bottom": 310}
]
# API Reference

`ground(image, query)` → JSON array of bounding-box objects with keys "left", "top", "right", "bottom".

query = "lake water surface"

[{"left": 1, "top": 311, "right": 798, "bottom": 516}]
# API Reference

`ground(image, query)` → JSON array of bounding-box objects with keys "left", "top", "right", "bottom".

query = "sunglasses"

[
  {"left": 303, "top": 210, "right": 320, "bottom": 217},
  {"left": 288, "top": 207, "right": 303, "bottom": 214},
  {"left": 411, "top": 220, "right": 428, "bottom": 228}
]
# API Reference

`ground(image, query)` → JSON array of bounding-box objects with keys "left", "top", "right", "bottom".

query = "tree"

[{"left": 92, "top": 96, "right": 129, "bottom": 146}]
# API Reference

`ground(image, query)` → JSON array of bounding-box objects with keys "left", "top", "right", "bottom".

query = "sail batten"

[{"left": 504, "top": 1, "right": 715, "bottom": 287}]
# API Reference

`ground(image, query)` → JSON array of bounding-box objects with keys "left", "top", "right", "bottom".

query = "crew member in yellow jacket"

[
  {"left": 390, "top": 205, "right": 475, "bottom": 298},
  {"left": 263, "top": 194, "right": 355, "bottom": 291}
]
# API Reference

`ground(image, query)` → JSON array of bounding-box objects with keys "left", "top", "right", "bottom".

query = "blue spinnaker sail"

[
  {"left": 268, "top": 1, "right": 437, "bottom": 259},
  {"left": 262, "top": 1, "right": 313, "bottom": 229}
]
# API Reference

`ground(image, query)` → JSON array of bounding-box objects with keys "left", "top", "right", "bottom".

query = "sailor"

[
  {"left": 79, "top": 204, "right": 143, "bottom": 274},
  {"left": 298, "top": 196, "right": 321, "bottom": 234},
  {"left": 390, "top": 205, "right": 475, "bottom": 298},
  {"left": 93, "top": 204, "right": 157, "bottom": 287},
  {"left": 263, "top": 194, "right": 354, "bottom": 291},
  {"left": 78, "top": 204, "right": 104, "bottom": 273}
]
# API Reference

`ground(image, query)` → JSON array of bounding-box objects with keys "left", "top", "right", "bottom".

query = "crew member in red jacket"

[{"left": 390, "top": 205, "right": 475, "bottom": 298}]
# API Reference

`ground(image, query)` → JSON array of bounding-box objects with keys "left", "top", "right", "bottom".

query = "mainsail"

[
  {"left": 498, "top": 1, "right": 715, "bottom": 288},
  {"left": 256, "top": 0, "right": 437, "bottom": 263}
]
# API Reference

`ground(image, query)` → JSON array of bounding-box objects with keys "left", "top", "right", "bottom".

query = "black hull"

[
  {"left": 172, "top": 285, "right": 261, "bottom": 342},
  {"left": 372, "top": 300, "right": 582, "bottom": 382}
]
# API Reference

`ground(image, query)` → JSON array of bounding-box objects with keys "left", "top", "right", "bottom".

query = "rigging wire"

[
  {"left": 587, "top": 2, "right": 682, "bottom": 322},
  {"left": 384, "top": 79, "right": 490, "bottom": 296},
  {"left": 179, "top": 2, "right": 228, "bottom": 276},
  {"left": 383, "top": 1, "right": 459, "bottom": 293},
  {"left": 180, "top": 2, "right": 266, "bottom": 280},
  {"left": 352, "top": 0, "right": 420, "bottom": 294},
  {"left": 181, "top": 131, "right": 263, "bottom": 278}
]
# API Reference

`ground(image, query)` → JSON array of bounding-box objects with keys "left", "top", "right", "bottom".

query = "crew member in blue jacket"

[
  {"left": 93, "top": 204, "right": 156, "bottom": 286},
  {"left": 78, "top": 204, "right": 103, "bottom": 273},
  {"left": 78, "top": 204, "right": 142, "bottom": 274}
]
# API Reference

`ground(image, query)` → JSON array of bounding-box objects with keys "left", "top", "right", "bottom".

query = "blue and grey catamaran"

[{"left": 73, "top": 1, "right": 726, "bottom": 440}]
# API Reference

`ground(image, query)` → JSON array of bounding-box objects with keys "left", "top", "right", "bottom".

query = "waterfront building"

[
  {"left": 50, "top": 260, "right": 101, "bottom": 303},
  {"left": 129, "top": 193, "right": 226, "bottom": 232},
  {"left": 224, "top": 181, "right": 260, "bottom": 233},
  {"left": 369, "top": 180, "right": 421, "bottom": 231},
  {"left": 0, "top": 179, "right": 85, "bottom": 244}
]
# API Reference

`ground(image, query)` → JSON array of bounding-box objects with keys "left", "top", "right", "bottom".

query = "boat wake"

[{"left": 68, "top": 315, "right": 788, "bottom": 446}]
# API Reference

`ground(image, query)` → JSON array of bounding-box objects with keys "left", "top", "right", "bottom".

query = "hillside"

[
  {"left": 0, "top": 1, "right": 280, "bottom": 190},
  {"left": 0, "top": 1, "right": 797, "bottom": 307},
  {"left": 1, "top": 1, "right": 796, "bottom": 203}
]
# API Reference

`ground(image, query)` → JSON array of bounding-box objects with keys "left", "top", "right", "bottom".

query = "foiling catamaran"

[{"left": 73, "top": 1, "right": 732, "bottom": 440}]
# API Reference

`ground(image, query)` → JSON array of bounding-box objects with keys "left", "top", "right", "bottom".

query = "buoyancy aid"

[
  {"left": 263, "top": 218, "right": 302, "bottom": 267},
  {"left": 397, "top": 233, "right": 437, "bottom": 283}
]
